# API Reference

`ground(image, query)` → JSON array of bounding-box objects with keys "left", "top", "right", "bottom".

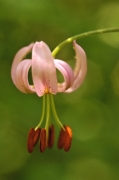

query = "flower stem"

[
  {"left": 50, "top": 94, "right": 65, "bottom": 130},
  {"left": 52, "top": 27, "right": 119, "bottom": 57},
  {"left": 35, "top": 95, "right": 45, "bottom": 130}
]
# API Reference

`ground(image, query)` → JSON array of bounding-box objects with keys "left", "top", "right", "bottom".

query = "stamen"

[
  {"left": 27, "top": 128, "right": 35, "bottom": 153},
  {"left": 34, "top": 128, "right": 41, "bottom": 146},
  {"left": 40, "top": 128, "right": 46, "bottom": 152},
  {"left": 48, "top": 124, "right": 55, "bottom": 148},
  {"left": 50, "top": 94, "right": 65, "bottom": 130},
  {"left": 57, "top": 127, "right": 66, "bottom": 149},
  {"left": 35, "top": 95, "right": 46, "bottom": 130},
  {"left": 57, "top": 125, "right": 72, "bottom": 152},
  {"left": 44, "top": 94, "right": 51, "bottom": 145},
  {"left": 64, "top": 126, "right": 72, "bottom": 152}
]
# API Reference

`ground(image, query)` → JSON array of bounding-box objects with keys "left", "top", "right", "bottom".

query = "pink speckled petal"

[
  {"left": 32, "top": 41, "right": 57, "bottom": 97},
  {"left": 11, "top": 43, "right": 34, "bottom": 89},
  {"left": 54, "top": 59, "right": 74, "bottom": 92},
  {"left": 16, "top": 59, "right": 35, "bottom": 93},
  {"left": 65, "top": 41, "right": 87, "bottom": 92}
]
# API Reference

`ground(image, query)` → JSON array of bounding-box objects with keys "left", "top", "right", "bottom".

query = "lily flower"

[{"left": 11, "top": 41, "right": 87, "bottom": 153}]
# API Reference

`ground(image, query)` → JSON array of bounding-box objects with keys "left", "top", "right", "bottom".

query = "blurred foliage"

[{"left": 0, "top": 0, "right": 119, "bottom": 179}]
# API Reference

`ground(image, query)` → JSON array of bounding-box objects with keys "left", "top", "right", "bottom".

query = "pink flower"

[
  {"left": 11, "top": 41, "right": 87, "bottom": 96},
  {"left": 11, "top": 41, "right": 87, "bottom": 153}
]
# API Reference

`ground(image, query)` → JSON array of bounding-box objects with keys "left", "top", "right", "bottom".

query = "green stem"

[
  {"left": 50, "top": 94, "right": 65, "bottom": 130},
  {"left": 35, "top": 95, "right": 45, "bottom": 130},
  {"left": 52, "top": 27, "right": 119, "bottom": 57}
]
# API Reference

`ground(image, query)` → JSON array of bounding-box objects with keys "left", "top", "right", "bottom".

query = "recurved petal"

[
  {"left": 54, "top": 59, "right": 74, "bottom": 92},
  {"left": 65, "top": 41, "right": 87, "bottom": 93},
  {"left": 15, "top": 60, "right": 35, "bottom": 93},
  {"left": 11, "top": 43, "right": 34, "bottom": 87},
  {"left": 32, "top": 41, "right": 57, "bottom": 97}
]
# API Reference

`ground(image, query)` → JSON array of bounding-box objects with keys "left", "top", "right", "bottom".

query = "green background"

[{"left": 1, "top": 0, "right": 119, "bottom": 179}]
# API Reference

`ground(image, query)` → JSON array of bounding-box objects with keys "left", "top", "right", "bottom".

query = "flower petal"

[
  {"left": 65, "top": 41, "right": 87, "bottom": 92},
  {"left": 11, "top": 43, "right": 34, "bottom": 89},
  {"left": 54, "top": 59, "right": 74, "bottom": 92},
  {"left": 16, "top": 59, "right": 35, "bottom": 93},
  {"left": 32, "top": 41, "right": 57, "bottom": 97}
]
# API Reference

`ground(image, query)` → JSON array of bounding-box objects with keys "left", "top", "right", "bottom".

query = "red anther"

[
  {"left": 27, "top": 128, "right": 35, "bottom": 153},
  {"left": 64, "top": 126, "right": 72, "bottom": 152},
  {"left": 57, "top": 126, "right": 66, "bottom": 149},
  {"left": 48, "top": 124, "right": 55, "bottom": 148},
  {"left": 40, "top": 128, "right": 46, "bottom": 153},
  {"left": 34, "top": 128, "right": 41, "bottom": 146},
  {"left": 57, "top": 125, "right": 72, "bottom": 152}
]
